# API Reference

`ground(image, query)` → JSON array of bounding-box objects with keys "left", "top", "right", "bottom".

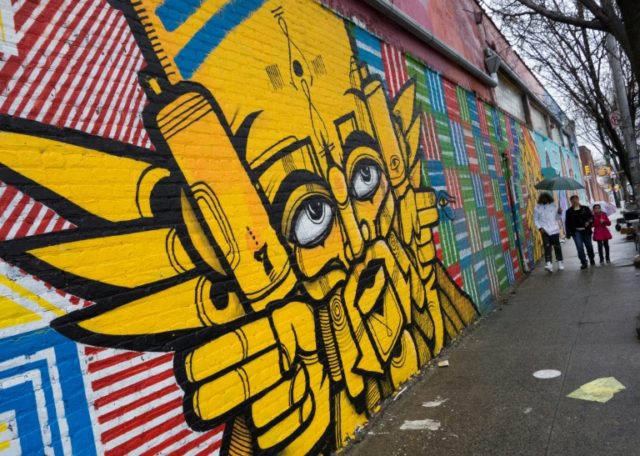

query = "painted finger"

[
  {"left": 255, "top": 394, "right": 314, "bottom": 452},
  {"left": 185, "top": 317, "right": 277, "bottom": 383},
  {"left": 192, "top": 346, "right": 284, "bottom": 421},
  {"left": 250, "top": 365, "right": 308, "bottom": 429}
]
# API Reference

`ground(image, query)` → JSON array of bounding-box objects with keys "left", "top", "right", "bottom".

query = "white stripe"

[
  {"left": 22, "top": 0, "right": 103, "bottom": 118},
  {"left": 103, "top": 407, "right": 183, "bottom": 452},
  {"left": 4, "top": 0, "right": 85, "bottom": 113},
  {"left": 35, "top": 1, "right": 112, "bottom": 122},
  {"left": 61, "top": 220, "right": 74, "bottom": 230},
  {"left": 391, "top": 46, "right": 401, "bottom": 94},
  {"left": 122, "top": 86, "right": 145, "bottom": 144},
  {"left": 88, "top": 361, "right": 173, "bottom": 398},
  {"left": 355, "top": 40, "right": 381, "bottom": 58},
  {"left": 184, "top": 435, "right": 223, "bottom": 456},
  {"left": 44, "top": 213, "right": 61, "bottom": 233},
  {"left": 49, "top": 6, "right": 119, "bottom": 124},
  {"left": 369, "top": 67, "right": 385, "bottom": 78},
  {"left": 5, "top": 197, "right": 34, "bottom": 239},
  {"left": 156, "top": 431, "right": 223, "bottom": 456},
  {"left": 0, "top": 191, "right": 24, "bottom": 226},
  {"left": 127, "top": 421, "right": 194, "bottom": 456},
  {"left": 25, "top": 205, "right": 49, "bottom": 236},
  {"left": 86, "top": 346, "right": 137, "bottom": 364},
  {"left": 0, "top": 0, "right": 48, "bottom": 72},
  {"left": 105, "top": 48, "right": 144, "bottom": 139},
  {"left": 63, "top": 19, "right": 128, "bottom": 129},
  {"left": 0, "top": 369, "right": 52, "bottom": 454},
  {"left": 0, "top": 349, "right": 73, "bottom": 455},
  {"left": 84, "top": 32, "right": 138, "bottom": 135},
  {"left": 97, "top": 34, "right": 140, "bottom": 137},
  {"left": 388, "top": 46, "right": 398, "bottom": 95},
  {"left": 73, "top": 20, "right": 130, "bottom": 131},
  {"left": 0, "top": 259, "right": 80, "bottom": 313},
  {"left": 99, "top": 389, "right": 182, "bottom": 433},
  {"left": 96, "top": 375, "right": 176, "bottom": 417},
  {"left": 87, "top": 352, "right": 167, "bottom": 382}
]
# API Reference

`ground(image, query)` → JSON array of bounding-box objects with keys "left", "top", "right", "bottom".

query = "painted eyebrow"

[
  {"left": 271, "top": 170, "right": 330, "bottom": 231},
  {"left": 340, "top": 130, "right": 379, "bottom": 166},
  {"left": 253, "top": 137, "right": 319, "bottom": 176}
]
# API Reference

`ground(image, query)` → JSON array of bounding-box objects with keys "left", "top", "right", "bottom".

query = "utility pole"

[{"left": 605, "top": 32, "right": 640, "bottom": 208}]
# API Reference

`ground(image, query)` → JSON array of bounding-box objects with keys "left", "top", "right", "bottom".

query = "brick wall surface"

[{"left": 0, "top": 0, "right": 575, "bottom": 454}]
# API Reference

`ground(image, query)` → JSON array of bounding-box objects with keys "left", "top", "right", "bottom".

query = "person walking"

[
  {"left": 534, "top": 192, "right": 564, "bottom": 272},
  {"left": 592, "top": 204, "right": 612, "bottom": 264},
  {"left": 565, "top": 195, "right": 595, "bottom": 270}
]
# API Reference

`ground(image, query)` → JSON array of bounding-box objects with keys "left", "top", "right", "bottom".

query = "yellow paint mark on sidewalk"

[{"left": 567, "top": 377, "right": 626, "bottom": 403}]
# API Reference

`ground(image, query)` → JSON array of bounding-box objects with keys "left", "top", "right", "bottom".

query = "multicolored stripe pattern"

[{"left": 355, "top": 37, "right": 551, "bottom": 313}]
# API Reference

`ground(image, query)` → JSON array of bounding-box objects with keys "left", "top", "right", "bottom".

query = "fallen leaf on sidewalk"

[
  {"left": 567, "top": 377, "right": 626, "bottom": 403},
  {"left": 400, "top": 419, "right": 441, "bottom": 431}
]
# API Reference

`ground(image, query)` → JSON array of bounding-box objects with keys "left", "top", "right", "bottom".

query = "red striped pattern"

[
  {"left": 497, "top": 212, "right": 509, "bottom": 250},
  {"left": 482, "top": 176, "right": 496, "bottom": 217},
  {"left": 492, "top": 145, "right": 503, "bottom": 177},
  {"left": 447, "top": 263, "right": 463, "bottom": 288},
  {"left": 444, "top": 169, "right": 462, "bottom": 210},
  {"left": 443, "top": 81, "right": 460, "bottom": 123},
  {"left": 0, "top": 0, "right": 153, "bottom": 150},
  {"left": 0, "top": 181, "right": 75, "bottom": 241},
  {"left": 83, "top": 347, "right": 225, "bottom": 455},
  {"left": 421, "top": 112, "right": 442, "bottom": 161},
  {"left": 433, "top": 228, "right": 443, "bottom": 261},
  {"left": 381, "top": 42, "right": 408, "bottom": 99},
  {"left": 477, "top": 100, "right": 491, "bottom": 138}
]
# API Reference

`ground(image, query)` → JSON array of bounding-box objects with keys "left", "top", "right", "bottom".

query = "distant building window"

[
  {"left": 496, "top": 74, "right": 525, "bottom": 121},
  {"left": 550, "top": 123, "right": 562, "bottom": 144},
  {"left": 530, "top": 104, "right": 547, "bottom": 135}
]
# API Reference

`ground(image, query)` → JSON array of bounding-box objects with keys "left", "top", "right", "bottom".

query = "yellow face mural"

[{"left": 0, "top": 0, "right": 477, "bottom": 453}]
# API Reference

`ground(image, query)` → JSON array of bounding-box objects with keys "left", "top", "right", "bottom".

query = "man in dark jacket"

[{"left": 565, "top": 195, "right": 595, "bottom": 269}]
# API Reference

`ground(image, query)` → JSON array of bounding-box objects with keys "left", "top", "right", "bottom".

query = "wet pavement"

[{"left": 347, "top": 233, "right": 640, "bottom": 456}]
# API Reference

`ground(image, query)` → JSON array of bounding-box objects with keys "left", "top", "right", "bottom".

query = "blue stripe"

[
  {"left": 156, "top": 0, "right": 206, "bottom": 32},
  {"left": 174, "top": 0, "right": 267, "bottom": 78}
]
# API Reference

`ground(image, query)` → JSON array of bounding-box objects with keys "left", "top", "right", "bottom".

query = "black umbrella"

[{"left": 534, "top": 176, "right": 584, "bottom": 191}]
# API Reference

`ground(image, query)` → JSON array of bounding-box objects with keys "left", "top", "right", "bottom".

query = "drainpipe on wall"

[{"left": 359, "top": 0, "right": 498, "bottom": 88}]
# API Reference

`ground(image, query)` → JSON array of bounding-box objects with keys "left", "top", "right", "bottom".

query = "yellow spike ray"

[
  {"left": 392, "top": 81, "right": 417, "bottom": 133},
  {"left": 76, "top": 276, "right": 245, "bottom": 336},
  {"left": 0, "top": 131, "right": 169, "bottom": 222},
  {"left": 405, "top": 117, "right": 421, "bottom": 170},
  {"left": 28, "top": 228, "right": 194, "bottom": 288},
  {"left": 0, "top": 295, "right": 41, "bottom": 328}
]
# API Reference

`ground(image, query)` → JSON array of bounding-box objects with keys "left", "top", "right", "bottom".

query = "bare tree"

[
  {"left": 482, "top": 0, "right": 640, "bottom": 199},
  {"left": 484, "top": 0, "right": 640, "bottom": 85}
]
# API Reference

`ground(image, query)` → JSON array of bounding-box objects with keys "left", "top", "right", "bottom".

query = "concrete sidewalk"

[{"left": 348, "top": 235, "right": 640, "bottom": 456}]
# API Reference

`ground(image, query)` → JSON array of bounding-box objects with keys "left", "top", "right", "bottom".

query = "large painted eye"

[
  {"left": 292, "top": 197, "right": 334, "bottom": 247},
  {"left": 351, "top": 160, "right": 381, "bottom": 200}
]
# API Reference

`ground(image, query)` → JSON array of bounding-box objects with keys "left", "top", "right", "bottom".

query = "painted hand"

[{"left": 180, "top": 301, "right": 329, "bottom": 454}]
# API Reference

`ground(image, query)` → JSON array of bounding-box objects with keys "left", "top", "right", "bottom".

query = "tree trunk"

[{"left": 616, "top": 0, "right": 640, "bottom": 85}]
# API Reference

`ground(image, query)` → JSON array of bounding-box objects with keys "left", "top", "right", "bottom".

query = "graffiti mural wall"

[{"left": 0, "top": 0, "right": 544, "bottom": 453}]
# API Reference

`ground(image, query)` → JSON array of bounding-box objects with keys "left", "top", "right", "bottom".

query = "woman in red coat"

[{"left": 592, "top": 204, "right": 612, "bottom": 264}]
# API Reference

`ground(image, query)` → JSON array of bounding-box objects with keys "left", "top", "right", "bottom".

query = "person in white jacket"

[{"left": 534, "top": 192, "right": 564, "bottom": 272}]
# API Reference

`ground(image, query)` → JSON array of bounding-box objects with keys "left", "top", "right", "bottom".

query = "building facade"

[
  {"left": 0, "top": 0, "right": 584, "bottom": 454},
  {"left": 579, "top": 146, "right": 612, "bottom": 203}
]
